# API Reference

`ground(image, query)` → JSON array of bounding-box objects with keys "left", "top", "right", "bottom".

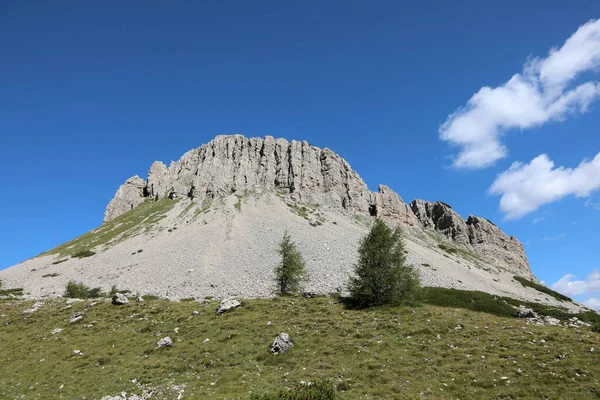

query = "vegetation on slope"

[
  {"left": 2, "top": 294, "right": 600, "bottom": 399},
  {"left": 513, "top": 275, "right": 572, "bottom": 302},
  {"left": 42, "top": 198, "right": 177, "bottom": 258}
]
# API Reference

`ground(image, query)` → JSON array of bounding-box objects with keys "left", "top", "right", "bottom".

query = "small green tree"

[
  {"left": 274, "top": 231, "right": 308, "bottom": 295},
  {"left": 349, "top": 219, "right": 420, "bottom": 307}
]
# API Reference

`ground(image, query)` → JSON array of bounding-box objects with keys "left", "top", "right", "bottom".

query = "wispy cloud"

[
  {"left": 585, "top": 198, "right": 600, "bottom": 209},
  {"left": 551, "top": 270, "right": 600, "bottom": 296},
  {"left": 542, "top": 233, "right": 566, "bottom": 241},
  {"left": 533, "top": 216, "right": 545, "bottom": 224},
  {"left": 488, "top": 153, "right": 600, "bottom": 219},
  {"left": 440, "top": 19, "right": 600, "bottom": 169},
  {"left": 583, "top": 297, "right": 600, "bottom": 310}
]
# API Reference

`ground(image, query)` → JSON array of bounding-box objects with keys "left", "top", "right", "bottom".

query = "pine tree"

[
  {"left": 349, "top": 219, "right": 420, "bottom": 307},
  {"left": 274, "top": 231, "right": 308, "bottom": 296}
]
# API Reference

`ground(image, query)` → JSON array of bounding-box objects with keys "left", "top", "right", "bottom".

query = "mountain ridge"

[
  {"left": 104, "top": 134, "right": 531, "bottom": 279},
  {"left": 2, "top": 134, "right": 571, "bottom": 311}
]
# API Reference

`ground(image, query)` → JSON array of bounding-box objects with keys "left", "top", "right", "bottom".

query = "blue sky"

[{"left": 1, "top": 1, "right": 599, "bottom": 307}]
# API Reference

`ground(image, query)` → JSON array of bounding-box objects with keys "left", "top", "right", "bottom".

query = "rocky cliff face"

[
  {"left": 410, "top": 200, "right": 532, "bottom": 278},
  {"left": 104, "top": 134, "right": 533, "bottom": 279}
]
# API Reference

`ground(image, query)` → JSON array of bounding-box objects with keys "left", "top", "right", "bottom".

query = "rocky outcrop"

[
  {"left": 105, "top": 135, "right": 376, "bottom": 222},
  {"left": 103, "top": 176, "right": 146, "bottom": 223},
  {"left": 409, "top": 200, "right": 532, "bottom": 278},
  {"left": 466, "top": 215, "right": 532, "bottom": 278},
  {"left": 103, "top": 134, "right": 533, "bottom": 279},
  {"left": 370, "top": 185, "right": 419, "bottom": 227},
  {"left": 410, "top": 200, "right": 471, "bottom": 246}
]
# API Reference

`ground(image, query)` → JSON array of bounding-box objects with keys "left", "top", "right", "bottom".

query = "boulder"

[
  {"left": 112, "top": 293, "right": 130, "bottom": 306},
  {"left": 156, "top": 336, "right": 174, "bottom": 348},
  {"left": 513, "top": 307, "right": 537, "bottom": 318},
  {"left": 270, "top": 332, "right": 294, "bottom": 354},
  {"left": 216, "top": 298, "right": 241, "bottom": 315}
]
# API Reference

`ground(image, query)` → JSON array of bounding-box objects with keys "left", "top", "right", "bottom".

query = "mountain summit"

[{"left": 1, "top": 135, "right": 569, "bottom": 310}]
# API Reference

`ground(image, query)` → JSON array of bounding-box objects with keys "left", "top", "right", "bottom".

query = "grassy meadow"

[{"left": 1, "top": 294, "right": 599, "bottom": 399}]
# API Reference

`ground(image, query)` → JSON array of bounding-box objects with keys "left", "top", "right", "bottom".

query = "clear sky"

[{"left": 1, "top": 1, "right": 600, "bottom": 307}]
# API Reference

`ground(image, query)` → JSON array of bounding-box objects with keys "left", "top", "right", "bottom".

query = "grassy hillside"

[
  {"left": 42, "top": 198, "right": 178, "bottom": 259},
  {"left": 1, "top": 294, "right": 599, "bottom": 399}
]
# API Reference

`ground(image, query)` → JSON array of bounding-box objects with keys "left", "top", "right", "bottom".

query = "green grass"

[
  {"left": 73, "top": 249, "right": 96, "bottom": 258},
  {"left": 438, "top": 243, "right": 458, "bottom": 254},
  {"left": 288, "top": 204, "right": 310, "bottom": 220},
  {"left": 180, "top": 297, "right": 196, "bottom": 302},
  {"left": 235, "top": 195, "right": 243, "bottom": 211},
  {"left": 52, "top": 259, "right": 68, "bottom": 265},
  {"left": 42, "top": 273, "right": 60, "bottom": 278},
  {"left": 513, "top": 275, "right": 572, "bottom": 302},
  {"left": 1, "top": 294, "right": 600, "bottom": 399},
  {"left": 43, "top": 199, "right": 177, "bottom": 258},
  {"left": 0, "top": 288, "right": 24, "bottom": 297},
  {"left": 251, "top": 380, "right": 338, "bottom": 400}
]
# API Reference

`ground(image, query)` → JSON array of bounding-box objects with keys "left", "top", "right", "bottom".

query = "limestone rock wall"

[
  {"left": 410, "top": 199, "right": 532, "bottom": 279},
  {"left": 103, "top": 176, "right": 146, "bottom": 223},
  {"left": 103, "top": 134, "right": 533, "bottom": 279}
]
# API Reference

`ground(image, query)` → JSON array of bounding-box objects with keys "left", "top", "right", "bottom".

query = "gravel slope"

[{"left": 0, "top": 192, "right": 584, "bottom": 312}]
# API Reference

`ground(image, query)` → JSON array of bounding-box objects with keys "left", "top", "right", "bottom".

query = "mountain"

[{"left": 0, "top": 135, "right": 578, "bottom": 310}]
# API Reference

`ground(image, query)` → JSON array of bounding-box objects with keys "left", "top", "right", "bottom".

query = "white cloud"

[
  {"left": 542, "top": 233, "right": 566, "bottom": 241},
  {"left": 440, "top": 19, "right": 600, "bottom": 169},
  {"left": 551, "top": 270, "right": 600, "bottom": 296},
  {"left": 488, "top": 153, "right": 600, "bottom": 219},
  {"left": 532, "top": 216, "right": 545, "bottom": 224},
  {"left": 583, "top": 297, "right": 600, "bottom": 310}
]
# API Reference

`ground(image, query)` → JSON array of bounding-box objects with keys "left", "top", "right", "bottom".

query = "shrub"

[
  {"left": 52, "top": 259, "right": 68, "bottom": 265},
  {"left": 438, "top": 244, "right": 458, "bottom": 254},
  {"left": 274, "top": 231, "right": 308, "bottom": 296},
  {"left": 0, "top": 287, "right": 24, "bottom": 297},
  {"left": 513, "top": 276, "right": 571, "bottom": 302},
  {"left": 108, "top": 285, "right": 130, "bottom": 297},
  {"left": 348, "top": 219, "right": 420, "bottom": 307},
  {"left": 73, "top": 250, "right": 96, "bottom": 259},
  {"left": 42, "top": 273, "right": 60, "bottom": 278},
  {"left": 592, "top": 323, "right": 600, "bottom": 333},
  {"left": 65, "top": 281, "right": 103, "bottom": 299},
  {"left": 421, "top": 287, "right": 515, "bottom": 317},
  {"left": 250, "top": 380, "right": 337, "bottom": 400}
]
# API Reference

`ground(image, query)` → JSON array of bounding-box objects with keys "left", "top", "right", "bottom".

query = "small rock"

[
  {"left": 157, "top": 336, "right": 174, "bottom": 348},
  {"left": 69, "top": 312, "right": 85, "bottom": 324},
  {"left": 454, "top": 325, "right": 463, "bottom": 330},
  {"left": 51, "top": 328, "right": 63, "bottom": 335},
  {"left": 73, "top": 350, "right": 83, "bottom": 356},
  {"left": 270, "top": 332, "right": 294, "bottom": 354},
  {"left": 216, "top": 298, "right": 241, "bottom": 314},
  {"left": 137, "top": 296, "right": 145, "bottom": 302},
  {"left": 192, "top": 311, "right": 199, "bottom": 316},
  {"left": 66, "top": 298, "right": 84, "bottom": 305},
  {"left": 112, "top": 293, "right": 129, "bottom": 306}
]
